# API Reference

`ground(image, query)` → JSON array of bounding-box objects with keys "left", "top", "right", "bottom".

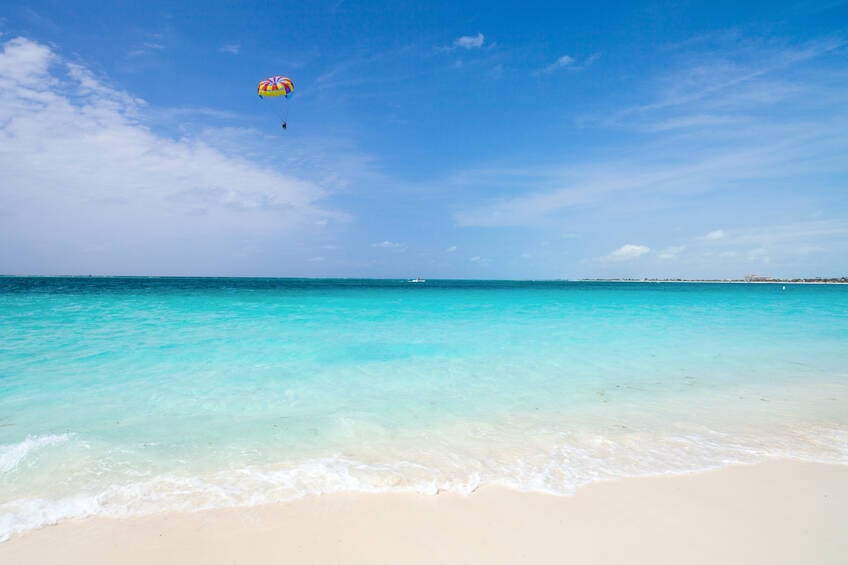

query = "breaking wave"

[{"left": 1, "top": 424, "right": 846, "bottom": 542}]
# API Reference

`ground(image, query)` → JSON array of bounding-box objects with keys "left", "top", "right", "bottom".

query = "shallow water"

[{"left": 1, "top": 277, "right": 846, "bottom": 539}]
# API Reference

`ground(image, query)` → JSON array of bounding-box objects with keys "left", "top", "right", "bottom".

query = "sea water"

[{"left": 1, "top": 277, "right": 846, "bottom": 539}]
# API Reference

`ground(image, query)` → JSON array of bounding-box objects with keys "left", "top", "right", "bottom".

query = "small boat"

[{"left": 408, "top": 277, "right": 426, "bottom": 283}]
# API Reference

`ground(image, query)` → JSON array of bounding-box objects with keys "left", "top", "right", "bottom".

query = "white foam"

[
  {"left": 0, "top": 495, "right": 101, "bottom": 543},
  {"left": 0, "top": 433, "right": 73, "bottom": 475},
  {"left": 1, "top": 424, "right": 846, "bottom": 543}
]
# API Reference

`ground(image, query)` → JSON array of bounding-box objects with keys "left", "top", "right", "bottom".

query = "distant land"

[{"left": 582, "top": 277, "right": 848, "bottom": 284}]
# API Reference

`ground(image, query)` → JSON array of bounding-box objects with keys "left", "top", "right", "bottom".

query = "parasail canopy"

[{"left": 258, "top": 75, "right": 294, "bottom": 98}]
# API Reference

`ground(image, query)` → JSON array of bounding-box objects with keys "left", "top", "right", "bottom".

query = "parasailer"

[{"left": 257, "top": 75, "right": 294, "bottom": 130}]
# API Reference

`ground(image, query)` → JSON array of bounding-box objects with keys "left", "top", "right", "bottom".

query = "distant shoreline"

[{"left": 580, "top": 279, "right": 848, "bottom": 284}]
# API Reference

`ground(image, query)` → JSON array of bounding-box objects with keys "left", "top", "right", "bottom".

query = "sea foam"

[
  {"left": 1, "top": 423, "right": 846, "bottom": 542},
  {"left": 0, "top": 434, "right": 73, "bottom": 475}
]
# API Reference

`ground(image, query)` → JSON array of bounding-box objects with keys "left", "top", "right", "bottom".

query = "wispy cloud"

[
  {"left": 543, "top": 54, "right": 575, "bottom": 73},
  {"left": 608, "top": 37, "right": 845, "bottom": 125},
  {"left": 372, "top": 240, "right": 407, "bottom": 251},
  {"left": 657, "top": 245, "right": 686, "bottom": 260},
  {"left": 699, "top": 229, "right": 725, "bottom": 241},
  {"left": 127, "top": 41, "right": 167, "bottom": 58},
  {"left": 593, "top": 244, "right": 651, "bottom": 262},
  {"left": 455, "top": 36, "right": 848, "bottom": 233},
  {"left": 539, "top": 52, "right": 599, "bottom": 74},
  {"left": 453, "top": 33, "right": 485, "bottom": 49},
  {"left": 671, "top": 220, "right": 848, "bottom": 275},
  {"left": 312, "top": 45, "right": 433, "bottom": 95},
  {"left": 0, "top": 37, "right": 345, "bottom": 275},
  {"left": 454, "top": 142, "right": 824, "bottom": 226},
  {"left": 219, "top": 43, "right": 240, "bottom": 55},
  {"left": 709, "top": 219, "right": 848, "bottom": 247},
  {"left": 446, "top": 245, "right": 457, "bottom": 252}
]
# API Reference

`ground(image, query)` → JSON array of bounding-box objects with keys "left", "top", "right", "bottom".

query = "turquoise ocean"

[{"left": 1, "top": 277, "right": 847, "bottom": 539}]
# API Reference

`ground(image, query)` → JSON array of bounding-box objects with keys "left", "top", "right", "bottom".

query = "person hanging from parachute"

[{"left": 257, "top": 75, "right": 294, "bottom": 130}]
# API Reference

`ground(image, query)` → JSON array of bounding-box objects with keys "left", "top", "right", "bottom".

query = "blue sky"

[{"left": 1, "top": 1, "right": 846, "bottom": 278}]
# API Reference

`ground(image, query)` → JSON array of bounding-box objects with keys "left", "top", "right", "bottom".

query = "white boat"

[{"left": 408, "top": 277, "right": 426, "bottom": 283}]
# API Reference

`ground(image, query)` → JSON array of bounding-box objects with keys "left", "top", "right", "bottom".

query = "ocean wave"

[
  {"left": 0, "top": 434, "right": 73, "bottom": 475},
  {"left": 1, "top": 425, "right": 846, "bottom": 542}
]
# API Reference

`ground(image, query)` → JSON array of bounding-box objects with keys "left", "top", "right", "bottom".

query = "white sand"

[{"left": 1, "top": 459, "right": 846, "bottom": 564}]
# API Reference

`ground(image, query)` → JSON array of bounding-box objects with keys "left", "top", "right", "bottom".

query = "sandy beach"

[{"left": 1, "top": 459, "right": 845, "bottom": 564}]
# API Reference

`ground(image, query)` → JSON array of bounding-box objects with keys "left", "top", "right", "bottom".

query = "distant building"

[{"left": 744, "top": 274, "right": 773, "bottom": 282}]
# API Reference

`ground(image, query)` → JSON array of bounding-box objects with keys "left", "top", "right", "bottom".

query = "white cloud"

[
  {"left": 444, "top": 35, "right": 848, "bottom": 278},
  {"left": 716, "top": 219, "right": 848, "bottom": 247},
  {"left": 0, "top": 36, "right": 54, "bottom": 83},
  {"left": 454, "top": 33, "right": 485, "bottom": 49},
  {"left": 372, "top": 241, "right": 406, "bottom": 251},
  {"left": 446, "top": 245, "right": 457, "bottom": 252},
  {"left": 657, "top": 245, "right": 686, "bottom": 259},
  {"left": 539, "top": 53, "right": 599, "bottom": 74},
  {"left": 452, "top": 36, "right": 847, "bottom": 231},
  {"left": 590, "top": 37, "right": 845, "bottom": 135},
  {"left": 470, "top": 255, "right": 491, "bottom": 264},
  {"left": 700, "top": 229, "right": 725, "bottom": 241},
  {"left": 595, "top": 244, "right": 651, "bottom": 262},
  {"left": 454, "top": 121, "right": 846, "bottom": 228},
  {"left": 543, "top": 54, "right": 575, "bottom": 73},
  {"left": 690, "top": 219, "right": 848, "bottom": 272},
  {"left": 127, "top": 41, "right": 166, "bottom": 58},
  {"left": 0, "top": 37, "right": 343, "bottom": 275},
  {"left": 219, "top": 44, "right": 240, "bottom": 55}
]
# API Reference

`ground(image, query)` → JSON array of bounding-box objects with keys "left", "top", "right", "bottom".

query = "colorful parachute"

[{"left": 258, "top": 75, "right": 294, "bottom": 98}]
